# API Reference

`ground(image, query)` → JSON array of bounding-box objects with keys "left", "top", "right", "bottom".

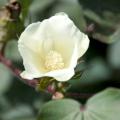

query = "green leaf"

[
  {"left": 38, "top": 99, "right": 82, "bottom": 120},
  {"left": 38, "top": 88, "right": 120, "bottom": 120},
  {"left": 85, "top": 88, "right": 120, "bottom": 120}
]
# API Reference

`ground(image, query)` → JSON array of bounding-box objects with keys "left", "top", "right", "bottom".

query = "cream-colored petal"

[
  {"left": 18, "top": 22, "right": 41, "bottom": 53},
  {"left": 47, "top": 12, "right": 89, "bottom": 67},
  {"left": 18, "top": 44, "right": 46, "bottom": 79},
  {"left": 69, "top": 43, "right": 79, "bottom": 68},
  {"left": 20, "top": 71, "right": 41, "bottom": 80},
  {"left": 76, "top": 32, "right": 90, "bottom": 58},
  {"left": 21, "top": 68, "right": 75, "bottom": 81},
  {"left": 18, "top": 21, "right": 54, "bottom": 79},
  {"left": 44, "top": 68, "right": 75, "bottom": 82},
  {"left": 18, "top": 21, "right": 54, "bottom": 57},
  {"left": 47, "top": 13, "right": 75, "bottom": 65}
]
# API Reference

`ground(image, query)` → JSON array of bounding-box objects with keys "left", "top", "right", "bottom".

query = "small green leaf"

[{"left": 36, "top": 77, "right": 54, "bottom": 91}]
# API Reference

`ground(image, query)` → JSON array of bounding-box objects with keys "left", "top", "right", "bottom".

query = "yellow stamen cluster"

[{"left": 45, "top": 50, "right": 64, "bottom": 71}]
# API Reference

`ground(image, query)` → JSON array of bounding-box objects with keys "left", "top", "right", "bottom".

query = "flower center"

[{"left": 45, "top": 50, "right": 64, "bottom": 71}]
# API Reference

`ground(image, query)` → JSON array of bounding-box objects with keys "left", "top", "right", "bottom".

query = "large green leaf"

[
  {"left": 38, "top": 99, "right": 82, "bottom": 120},
  {"left": 84, "top": 88, "right": 120, "bottom": 120},
  {"left": 38, "top": 88, "right": 120, "bottom": 120}
]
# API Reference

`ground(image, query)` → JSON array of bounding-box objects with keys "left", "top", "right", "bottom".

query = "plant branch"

[
  {"left": 66, "top": 92, "right": 94, "bottom": 99},
  {"left": 0, "top": 52, "right": 38, "bottom": 88}
]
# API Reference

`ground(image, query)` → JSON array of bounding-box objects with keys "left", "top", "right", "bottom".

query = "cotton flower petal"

[
  {"left": 47, "top": 69, "right": 75, "bottom": 82},
  {"left": 18, "top": 22, "right": 42, "bottom": 53},
  {"left": 76, "top": 32, "right": 90, "bottom": 58},
  {"left": 20, "top": 71, "right": 41, "bottom": 80},
  {"left": 47, "top": 13, "right": 76, "bottom": 66},
  {"left": 18, "top": 21, "right": 55, "bottom": 79},
  {"left": 19, "top": 43, "right": 44, "bottom": 80},
  {"left": 47, "top": 13, "right": 89, "bottom": 67},
  {"left": 18, "top": 21, "right": 54, "bottom": 58}
]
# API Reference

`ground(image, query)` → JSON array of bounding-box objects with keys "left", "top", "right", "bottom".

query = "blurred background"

[{"left": 0, "top": 0, "right": 120, "bottom": 119}]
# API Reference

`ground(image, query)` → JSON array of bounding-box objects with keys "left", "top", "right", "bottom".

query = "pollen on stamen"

[{"left": 45, "top": 50, "right": 64, "bottom": 71}]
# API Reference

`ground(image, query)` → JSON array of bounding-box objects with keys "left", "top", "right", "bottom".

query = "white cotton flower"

[{"left": 18, "top": 12, "right": 90, "bottom": 82}]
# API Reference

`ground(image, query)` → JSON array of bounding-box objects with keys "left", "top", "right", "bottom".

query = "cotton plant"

[
  {"left": 17, "top": 12, "right": 89, "bottom": 97},
  {"left": 0, "top": 1, "right": 120, "bottom": 120}
]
